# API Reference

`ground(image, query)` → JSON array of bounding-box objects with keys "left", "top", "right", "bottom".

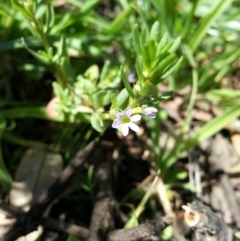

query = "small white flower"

[
  {"left": 143, "top": 107, "right": 158, "bottom": 118},
  {"left": 112, "top": 107, "right": 141, "bottom": 136}
]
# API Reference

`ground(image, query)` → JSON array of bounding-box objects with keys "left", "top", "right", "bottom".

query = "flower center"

[{"left": 122, "top": 116, "right": 130, "bottom": 123}]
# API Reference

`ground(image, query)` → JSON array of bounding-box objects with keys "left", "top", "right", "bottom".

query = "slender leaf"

[
  {"left": 121, "top": 66, "right": 135, "bottom": 98},
  {"left": 189, "top": 0, "right": 233, "bottom": 51}
]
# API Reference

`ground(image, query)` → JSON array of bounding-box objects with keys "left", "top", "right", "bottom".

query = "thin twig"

[
  {"left": 0, "top": 205, "right": 89, "bottom": 239},
  {"left": 107, "top": 216, "right": 173, "bottom": 241},
  {"left": 3, "top": 140, "right": 96, "bottom": 241},
  {"left": 87, "top": 161, "right": 119, "bottom": 241},
  {"left": 29, "top": 140, "right": 96, "bottom": 217}
]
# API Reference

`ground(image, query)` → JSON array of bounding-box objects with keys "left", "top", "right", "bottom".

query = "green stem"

[
  {"left": 0, "top": 120, "right": 12, "bottom": 190},
  {"left": 1, "top": 106, "right": 64, "bottom": 121},
  {"left": 54, "top": 63, "right": 71, "bottom": 87},
  {"left": 167, "top": 101, "right": 240, "bottom": 168},
  {"left": 30, "top": 12, "right": 50, "bottom": 50},
  {"left": 1, "top": 106, "right": 91, "bottom": 123},
  {"left": 3, "top": 133, "right": 48, "bottom": 148},
  {"left": 161, "top": 48, "right": 198, "bottom": 174},
  {"left": 28, "top": 4, "right": 70, "bottom": 86},
  {"left": 124, "top": 176, "right": 158, "bottom": 228},
  {"left": 182, "top": 69, "right": 198, "bottom": 134}
]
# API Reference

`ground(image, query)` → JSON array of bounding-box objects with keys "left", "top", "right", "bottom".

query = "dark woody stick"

[
  {"left": 0, "top": 203, "right": 173, "bottom": 241},
  {"left": 182, "top": 201, "right": 232, "bottom": 241},
  {"left": 3, "top": 140, "right": 96, "bottom": 241},
  {"left": 86, "top": 161, "right": 119, "bottom": 241},
  {"left": 107, "top": 216, "right": 173, "bottom": 241}
]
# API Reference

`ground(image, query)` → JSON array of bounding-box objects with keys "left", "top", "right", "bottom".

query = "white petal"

[
  {"left": 112, "top": 120, "right": 122, "bottom": 128},
  {"left": 122, "top": 124, "right": 129, "bottom": 136},
  {"left": 125, "top": 107, "right": 132, "bottom": 117},
  {"left": 130, "top": 114, "right": 141, "bottom": 122},
  {"left": 144, "top": 107, "right": 157, "bottom": 113},
  {"left": 147, "top": 113, "right": 157, "bottom": 118},
  {"left": 129, "top": 122, "right": 139, "bottom": 132},
  {"left": 115, "top": 111, "right": 124, "bottom": 119}
]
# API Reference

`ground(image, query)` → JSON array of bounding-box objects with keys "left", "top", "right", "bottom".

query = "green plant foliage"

[{"left": 0, "top": 2, "right": 240, "bottom": 238}]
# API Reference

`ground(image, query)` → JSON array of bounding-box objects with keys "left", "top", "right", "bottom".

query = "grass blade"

[{"left": 189, "top": 0, "right": 233, "bottom": 52}]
